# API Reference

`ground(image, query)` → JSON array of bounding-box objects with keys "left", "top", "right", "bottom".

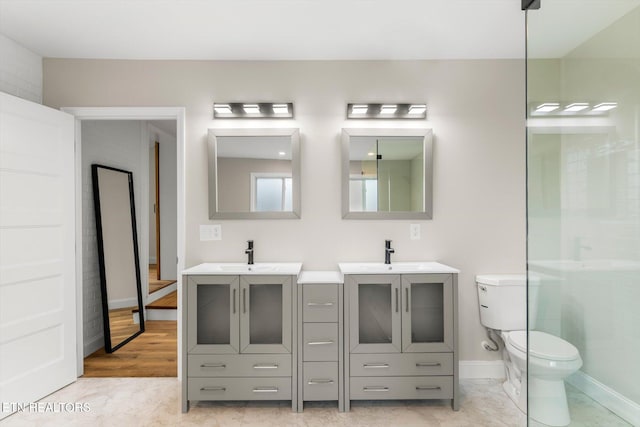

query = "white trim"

[
  {"left": 567, "top": 370, "right": 640, "bottom": 426},
  {"left": 459, "top": 360, "right": 506, "bottom": 379},
  {"left": 108, "top": 297, "right": 140, "bottom": 310},
  {"left": 145, "top": 309, "right": 177, "bottom": 321},
  {"left": 62, "top": 106, "right": 186, "bottom": 381},
  {"left": 84, "top": 335, "right": 103, "bottom": 358},
  {"left": 147, "top": 282, "right": 178, "bottom": 304}
]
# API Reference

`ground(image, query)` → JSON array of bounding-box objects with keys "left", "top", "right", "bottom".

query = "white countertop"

[
  {"left": 182, "top": 262, "right": 302, "bottom": 276},
  {"left": 338, "top": 261, "right": 459, "bottom": 275},
  {"left": 298, "top": 271, "right": 343, "bottom": 284}
]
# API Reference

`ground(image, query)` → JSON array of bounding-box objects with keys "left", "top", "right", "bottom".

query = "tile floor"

[{"left": 1, "top": 379, "right": 630, "bottom": 426}]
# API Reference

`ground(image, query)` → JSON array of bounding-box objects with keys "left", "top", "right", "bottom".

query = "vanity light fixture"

[
  {"left": 592, "top": 102, "right": 617, "bottom": 112},
  {"left": 350, "top": 104, "right": 369, "bottom": 115},
  {"left": 564, "top": 103, "right": 590, "bottom": 112},
  {"left": 408, "top": 104, "right": 427, "bottom": 115},
  {"left": 534, "top": 103, "right": 560, "bottom": 113},
  {"left": 380, "top": 104, "right": 398, "bottom": 114},
  {"left": 346, "top": 103, "right": 427, "bottom": 119},
  {"left": 213, "top": 102, "right": 294, "bottom": 119},
  {"left": 242, "top": 104, "right": 261, "bottom": 114}
]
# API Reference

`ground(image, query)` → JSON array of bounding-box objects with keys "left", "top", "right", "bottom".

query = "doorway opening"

[{"left": 64, "top": 107, "right": 185, "bottom": 379}]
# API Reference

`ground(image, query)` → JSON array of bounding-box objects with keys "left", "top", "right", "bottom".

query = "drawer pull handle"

[
  {"left": 363, "top": 363, "right": 389, "bottom": 369},
  {"left": 416, "top": 362, "right": 441, "bottom": 367},
  {"left": 200, "top": 387, "right": 226, "bottom": 392},
  {"left": 253, "top": 364, "right": 279, "bottom": 369},
  {"left": 253, "top": 387, "right": 279, "bottom": 393},
  {"left": 307, "top": 302, "right": 333, "bottom": 306},
  {"left": 308, "top": 379, "right": 334, "bottom": 385},
  {"left": 200, "top": 363, "right": 226, "bottom": 368},
  {"left": 416, "top": 386, "right": 442, "bottom": 391},
  {"left": 307, "top": 340, "right": 334, "bottom": 346},
  {"left": 364, "top": 386, "right": 389, "bottom": 392}
]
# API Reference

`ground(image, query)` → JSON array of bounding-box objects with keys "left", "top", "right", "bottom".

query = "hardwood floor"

[
  {"left": 146, "top": 290, "right": 177, "bottom": 309},
  {"left": 84, "top": 315, "right": 177, "bottom": 377},
  {"left": 149, "top": 263, "right": 176, "bottom": 293}
]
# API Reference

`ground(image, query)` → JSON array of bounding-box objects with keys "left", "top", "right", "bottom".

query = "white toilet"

[{"left": 476, "top": 274, "right": 582, "bottom": 427}]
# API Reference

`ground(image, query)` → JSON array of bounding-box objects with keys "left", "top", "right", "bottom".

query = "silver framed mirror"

[
  {"left": 92, "top": 164, "right": 145, "bottom": 353},
  {"left": 342, "top": 128, "right": 433, "bottom": 219},
  {"left": 208, "top": 128, "right": 301, "bottom": 219}
]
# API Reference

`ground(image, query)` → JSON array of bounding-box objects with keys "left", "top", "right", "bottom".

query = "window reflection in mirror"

[
  {"left": 208, "top": 129, "right": 300, "bottom": 219},
  {"left": 342, "top": 129, "right": 433, "bottom": 219}
]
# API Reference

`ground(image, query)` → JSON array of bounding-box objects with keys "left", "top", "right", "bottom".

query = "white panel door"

[{"left": 0, "top": 92, "right": 76, "bottom": 418}]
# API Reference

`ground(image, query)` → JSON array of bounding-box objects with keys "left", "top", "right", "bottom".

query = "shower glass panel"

[{"left": 526, "top": 2, "right": 640, "bottom": 425}]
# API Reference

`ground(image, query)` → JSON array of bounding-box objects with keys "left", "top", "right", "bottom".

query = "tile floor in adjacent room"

[{"left": 1, "top": 379, "right": 629, "bottom": 427}]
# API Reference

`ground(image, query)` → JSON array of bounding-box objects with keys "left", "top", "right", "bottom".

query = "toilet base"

[
  {"left": 529, "top": 376, "right": 571, "bottom": 427},
  {"left": 502, "top": 376, "right": 527, "bottom": 414}
]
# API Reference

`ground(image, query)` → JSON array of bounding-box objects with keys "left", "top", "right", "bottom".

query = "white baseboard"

[
  {"left": 567, "top": 370, "right": 640, "bottom": 426},
  {"left": 108, "top": 297, "right": 138, "bottom": 310},
  {"left": 145, "top": 308, "right": 177, "bottom": 321},
  {"left": 84, "top": 334, "right": 104, "bottom": 357},
  {"left": 459, "top": 360, "right": 506, "bottom": 379}
]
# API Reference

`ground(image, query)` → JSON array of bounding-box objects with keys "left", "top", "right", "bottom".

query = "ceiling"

[{"left": 0, "top": 0, "right": 637, "bottom": 60}]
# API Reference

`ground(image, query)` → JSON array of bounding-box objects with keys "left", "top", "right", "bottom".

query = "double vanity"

[{"left": 181, "top": 260, "right": 459, "bottom": 412}]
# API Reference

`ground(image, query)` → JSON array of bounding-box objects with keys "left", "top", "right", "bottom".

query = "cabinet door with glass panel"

[
  {"left": 187, "top": 275, "right": 239, "bottom": 354},
  {"left": 348, "top": 274, "right": 402, "bottom": 353},
  {"left": 240, "top": 275, "right": 292, "bottom": 354},
  {"left": 401, "top": 274, "right": 453, "bottom": 352}
]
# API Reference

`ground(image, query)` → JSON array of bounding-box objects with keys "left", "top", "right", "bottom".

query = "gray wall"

[{"left": 44, "top": 59, "right": 526, "bottom": 363}]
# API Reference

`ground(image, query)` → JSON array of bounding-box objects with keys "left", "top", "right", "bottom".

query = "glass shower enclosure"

[{"left": 526, "top": 1, "right": 640, "bottom": 426}]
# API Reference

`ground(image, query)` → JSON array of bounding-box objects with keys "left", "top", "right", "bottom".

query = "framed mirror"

[
  {"left": 92, "top": 164, "right": 145, "bottom": 353},
  {"left": 342, "top": 128, "right": 433, "bottom": 219},
  {"left": 208, "top": 128, "right": 301, "bottom": 219}
]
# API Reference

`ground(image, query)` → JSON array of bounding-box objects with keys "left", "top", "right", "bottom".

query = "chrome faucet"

[
  {"left": 384, "top": 240, "right": 395, "bottom": 265},
  {"left": 245, "top": 240, "right": 254, "bottom": 265}
]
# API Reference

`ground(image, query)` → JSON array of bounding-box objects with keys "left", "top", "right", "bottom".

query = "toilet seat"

[{"left": 506, "top": 330, "right": 580, "bottom": 361}]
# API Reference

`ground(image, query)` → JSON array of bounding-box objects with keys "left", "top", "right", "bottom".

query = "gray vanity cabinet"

[
  {"left": 182, "top": 273, "right": 297, "bottom": 412},
  {"left": 296, "top": 271, "right": 344, "bottom": 412},
  {"left": 344, "top": 273, "right": 458, "bottom": 411}
]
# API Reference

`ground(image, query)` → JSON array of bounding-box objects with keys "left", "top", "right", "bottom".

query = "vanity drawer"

[
  {"left": 303, "top": 323, "right": 338, "bottom": 361},
  {"left": 188, "top": 377, "right": 291, "bottom": 401},
  {"left": 350, "top": 353, "right": 453, "bottom": 377},
  {"left": 303, "top": 362, "right": 339, "bottom": 401},
  {"left": 303, "top": 284, "right": 338, "bottom": 322},
  {"left": 188, "top": 354, "right": 291, "bottom": 377},
  {"left": 350, "top": 376, "right": 453, "bottom": 400}
]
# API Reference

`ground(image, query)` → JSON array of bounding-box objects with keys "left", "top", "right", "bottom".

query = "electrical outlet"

[
  {"left": 410, "top": 223, "right": 421, "bottom": 240},
  {"left": 200, "top": 224, "right": 222, "bottom": 241}
]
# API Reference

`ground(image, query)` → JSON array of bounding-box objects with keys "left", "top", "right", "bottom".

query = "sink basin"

[
  {"left": 338, "top": 262, "right": 459, "bottom": 275},
  {"left": 182, "top": 262, "right": 302, "bottom": 276}
]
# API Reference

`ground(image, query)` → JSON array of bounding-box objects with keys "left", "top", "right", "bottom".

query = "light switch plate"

[
  {"left": 410, "top": 224, "right": 421, "bottom": 240},
  {"left": 200, "top": 224, "right": 222, "bottom": 241}
]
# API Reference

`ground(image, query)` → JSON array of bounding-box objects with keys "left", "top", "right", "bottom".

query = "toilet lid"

[{"left": 507, "top": 331, "right": 579, "bottom": 361}]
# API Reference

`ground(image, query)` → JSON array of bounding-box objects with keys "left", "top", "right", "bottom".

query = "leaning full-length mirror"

[
  {"left": 92, "top": 164, "right": 145, "bottom": 353},
  {"left": 342, "top": 128, "right": 433, "bottom": 219},
  {"left": 208, "top": 128, "right": 301, "bottom": 219}
]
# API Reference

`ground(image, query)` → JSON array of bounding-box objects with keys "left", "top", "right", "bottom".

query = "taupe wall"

[{"left": 43, "top": 59, "right": 525, "bottom": 362}]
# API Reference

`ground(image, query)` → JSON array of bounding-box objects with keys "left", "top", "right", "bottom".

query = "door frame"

[{"left": 62, "top": 106, "right": 186, "bottom": 379}]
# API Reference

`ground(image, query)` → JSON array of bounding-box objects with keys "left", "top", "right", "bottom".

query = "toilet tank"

[{"left": 476, "top": 274, "right": 538, "bottom": 331}]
